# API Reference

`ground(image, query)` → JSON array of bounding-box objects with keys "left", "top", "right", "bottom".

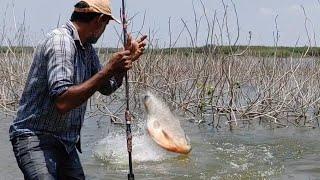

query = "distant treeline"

[
  {"left": 159, "top": 46, "right": 320, "bottom": 57},
  {"left": 1, "top": 45, "right": 320, "bottom": 58}
]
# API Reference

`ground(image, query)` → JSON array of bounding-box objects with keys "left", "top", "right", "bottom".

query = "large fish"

[{"left": 143, "top": 92, "right": 191, "bottom": 154}]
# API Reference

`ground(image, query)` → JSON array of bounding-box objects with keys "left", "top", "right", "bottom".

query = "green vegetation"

[
  {"left": 1, "top": 45, "right": 320, "bottom": 58},
  {"left": 159, "top": 46, "right": 320, "bottom": 58}
]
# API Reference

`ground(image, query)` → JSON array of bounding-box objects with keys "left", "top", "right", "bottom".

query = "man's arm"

[
  {"left": 97, "top": 73, "right": 124, "bottom": 95},
  {"left": 55, "top": 51, "right": 132, "bottom": 114},
  {"left": 91, "top": 50, "right": 124, "bottom": 96},
  {"left": 46, "top": 35, "right": 132, "bottom": 114},
  {"left": 55, "top": 67, "right": 112, "bottom": 114},
  {"left": 47, "top": 34, "right": 146, "bottom": 114}
]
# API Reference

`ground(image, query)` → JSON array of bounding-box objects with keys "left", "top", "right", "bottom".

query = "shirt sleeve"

[
  {"left": 46, "top": 34, "right": 75, "bottom": 98},
  {"left": 91, "top": 49, "right": 120, "bottom": 95}
]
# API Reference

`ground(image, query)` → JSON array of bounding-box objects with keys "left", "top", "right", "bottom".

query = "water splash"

[
  {"left": 93, "top": 91, "right": 191, "bottom": 164},
  {"left": 93, "top": 132, "right": 176, "bottom": 164}
]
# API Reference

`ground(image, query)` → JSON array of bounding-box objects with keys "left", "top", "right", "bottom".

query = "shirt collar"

[{"left": 63, "top": 20, "right": 85, "bottom": 48}]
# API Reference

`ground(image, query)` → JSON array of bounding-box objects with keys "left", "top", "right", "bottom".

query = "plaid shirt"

[{"left": 9, "top": 21, "right": 119, "bottom": 152}]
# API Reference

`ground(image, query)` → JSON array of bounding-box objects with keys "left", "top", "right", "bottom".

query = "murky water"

[{"left": 1, "top": 111, "right": 320, "bottom": 179}]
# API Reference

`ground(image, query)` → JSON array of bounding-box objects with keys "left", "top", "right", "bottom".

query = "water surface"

[{"left": 1, "top": 112, "right": 320, "bottom": 179}]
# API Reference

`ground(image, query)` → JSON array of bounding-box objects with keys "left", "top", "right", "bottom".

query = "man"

[{"left": 9, "top": 0, "right": 147, "bottom": 179}]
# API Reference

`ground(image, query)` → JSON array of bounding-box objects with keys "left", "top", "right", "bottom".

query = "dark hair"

[{"left": 70, "top": 1, "right": 102, "bottom": 23}]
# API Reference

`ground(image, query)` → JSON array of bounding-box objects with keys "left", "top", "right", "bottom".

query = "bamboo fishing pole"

[{"left": 121, "top": 0, "right": 134, "bottom": 179}]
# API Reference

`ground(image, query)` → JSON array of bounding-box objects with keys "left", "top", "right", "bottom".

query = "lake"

[{"left": 1, "top": 109, "right": 320, "bottom": 179}]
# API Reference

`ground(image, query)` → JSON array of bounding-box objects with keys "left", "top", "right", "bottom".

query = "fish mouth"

[{"left": 161, "top": 145, "right": 192, "bottom": 154}]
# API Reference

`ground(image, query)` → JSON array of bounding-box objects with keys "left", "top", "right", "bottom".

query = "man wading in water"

[{"left": 9, "top": 0, "right": 147, "bottom": 179}]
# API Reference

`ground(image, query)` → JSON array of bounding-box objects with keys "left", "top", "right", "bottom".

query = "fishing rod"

[{"left": 121, "top": 0, "right": 134, "bottom": 179}]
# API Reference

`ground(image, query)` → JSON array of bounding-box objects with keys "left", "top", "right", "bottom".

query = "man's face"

[{"left": 87, "top": 15, "right": 110, "bottom": 44}]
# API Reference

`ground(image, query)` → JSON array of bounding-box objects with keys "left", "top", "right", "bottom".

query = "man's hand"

[
  {"left": 101, "top": 34, "right": 148, "bottom": 88},
  {"left": 126, "top": 34, "right": 148, "bottom": 62},
  {"left": 104, "top": 50, "right": 132, "bottom": 75}
]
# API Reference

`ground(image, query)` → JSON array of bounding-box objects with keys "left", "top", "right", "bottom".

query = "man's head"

[{"left": 70, "top": 0, "right": 120, "bottom": 44}]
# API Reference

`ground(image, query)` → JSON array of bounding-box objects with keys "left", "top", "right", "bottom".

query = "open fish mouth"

[{"left": 143, "top": 92, "right": 192, "bottom": 154}]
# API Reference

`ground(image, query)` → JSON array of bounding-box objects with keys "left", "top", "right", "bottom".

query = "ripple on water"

[{"left": 199, "top": 128, "right": 320, "bottom": 179}]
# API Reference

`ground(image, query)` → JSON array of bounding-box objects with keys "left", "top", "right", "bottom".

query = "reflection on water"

[{"left": 1, "top": 112, "right": 320, "bottom": 179}]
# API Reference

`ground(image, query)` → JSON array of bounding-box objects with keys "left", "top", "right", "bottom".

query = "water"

[{"left": 1, "top": 112, "right": 320, "bottom": 179}]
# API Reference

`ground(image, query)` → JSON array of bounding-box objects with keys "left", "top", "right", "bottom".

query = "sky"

[{"left": 0, "top": 0, "right": 319, "bottom": 47}]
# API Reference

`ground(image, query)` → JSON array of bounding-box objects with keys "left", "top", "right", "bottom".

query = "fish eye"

[{"left": 144, "top": 95, "right": 150, "bottom": 102}]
